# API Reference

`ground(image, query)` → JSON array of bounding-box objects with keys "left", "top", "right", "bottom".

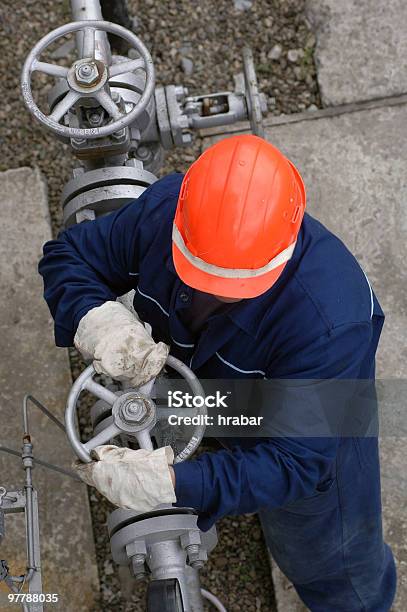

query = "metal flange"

[
  {"left": 61, "top": 163, "right": 157, "bottom": 226},
  {"left": 108, "top": 509, "right": 217, "bottom": 566}
]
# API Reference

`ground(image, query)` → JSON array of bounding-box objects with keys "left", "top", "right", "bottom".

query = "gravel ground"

[{"left": 0, "top": 0, "right": 321, "bottom": 610}]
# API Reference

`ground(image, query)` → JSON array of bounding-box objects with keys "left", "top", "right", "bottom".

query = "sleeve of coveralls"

[
  {"left": 38, "top": 182, "right": 161, "bottom": 347},
  {"left": 173, "top": 322, "right": 372, "bottom": 531}
]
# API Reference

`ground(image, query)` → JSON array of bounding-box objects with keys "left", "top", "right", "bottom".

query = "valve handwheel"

[
  {"left": 21, "top": 20, "right": 155, "bottom": 139},
  {"left": 242, "top": 47, "right": 266, "bottom": 138},
  {"left": 66, "top": 356, "right": 207, "bottom": 464}
]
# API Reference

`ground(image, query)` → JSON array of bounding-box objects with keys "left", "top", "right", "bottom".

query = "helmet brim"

[{"left": 172, "top": 241, "right": 288, "bottom": 299}]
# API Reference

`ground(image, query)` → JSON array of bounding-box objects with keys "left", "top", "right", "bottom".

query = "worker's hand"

[
  {"left": 74, "top": 301, "right": 169, "bottom": 387},
  {"left": 73, "top": 445, "right": 176, "bottom": 511}
]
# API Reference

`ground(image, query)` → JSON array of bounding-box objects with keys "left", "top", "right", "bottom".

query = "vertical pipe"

[
  {"left": 23, "top": 445, "right": 36, "bottom": 578},
  {"left": 28, "top": 491, "right": 44, "bottom": 610},
  {"left": 185, "top": 567, "right": 205, "bottom": 612},
  {"left": 71, "top": 0, "right": 103, "bottom": 19},
  {"left": 148, "top": 541, "right": 205, "bottom": 612},
  {"left": 70, "top": 0, "right": 111, "bottom": 64}
]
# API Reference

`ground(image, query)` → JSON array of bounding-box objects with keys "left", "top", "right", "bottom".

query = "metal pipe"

[
  {"left": 71, "top": 0, "right": 103, "bottom": 19},
  {"left": 21, "top": 402, "right": 39, "bottom": 586},
  {"left": 20, "top": 395, "right": 81, "bottom": 480},
  {"left": 0, "top": 445, "right": 81, "bottom": 482},
  {"left": 70, "top": 0, "right": 111, "bottom": 64},
  {"left": 22, "top": 444, "right": 37, "bottom": 584},
  {"left": 148, "top": 540, "right": 204, "bottom": 612},
  {"left": 201, "top": 588, "right": 228, "bottom": 612},
  {"left": 185, "top": 567, "right": 205, "bottom": 612},
  {"left": 20, "top": 395, "right": 45, "bottom": 608},
  {"left": 23, "top": 395, "right": 66, "bottom": 434}
]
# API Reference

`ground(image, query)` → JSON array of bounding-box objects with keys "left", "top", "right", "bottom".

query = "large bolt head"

[
  {"left": 88, "top": 112, "right": 101, "bottom": 125},
  {"left": 122, "top": 399, "right": 147, "bottom": 423},
  {"left": 75, "top": 62, "right": 99, "bottom": 85},
  {"left": 112, "top": 391, "right": 156, "bottom": 433}
]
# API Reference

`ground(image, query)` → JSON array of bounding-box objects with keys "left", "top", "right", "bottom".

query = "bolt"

[
  {"left": 178, "top": 115, "right": 189, "bottom": 129},
  {"left": 136, "top": 145, "right": 151, "bottom": 161},
  {"left": 131, "top": 553, "right": 146, "bottom": 580},
  {"left": 112, "top": 128, "right": 126, "bottom": 141},
  {"left": 79, "top": 64, "right": 92, "bottom": 77},
  {"left": 88, "top": 112, "right": 101, "bottom": 125},
  {"left": 122, "top": 399, "right": 147, "bottom": 423},
  {"left": 186, "top": 544, "right": 199, "bottom": 556},
  {"left": 186, "top": 544, "right": 205, "bottom": 569},
  {"left": 127, "top": 403, "right": 143, "bottom": 417},
  {"left": 190, "top": 559, "right": 204, "bottom": 569},
  {"left": 75, "top": 62, "right": 99, "bottom": 86},
  {"left": 182, "top": 133, "right": 192, "bottom": 145},
  {"left": 125, "top": 158, "right": 143, "bottom": 169},
  {"left": 174, "top": 85, "right": 186, "bottom": 102}
]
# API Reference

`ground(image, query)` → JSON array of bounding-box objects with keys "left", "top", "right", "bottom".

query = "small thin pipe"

[
  {"left": 201, "top": 588, "right": 228, "bottom": 612},
  {"left": 22, "top": 461, "right": 36, "bottom": 586},
  {"left": 0, "top": 446, "right": 81, "bottom": 482},
  {"left": 23, "top": 395, "right": 66, "bottom": 434}
]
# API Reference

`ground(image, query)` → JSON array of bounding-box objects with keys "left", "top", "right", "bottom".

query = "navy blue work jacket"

[{"left": 39, "top": 173, "right": 385, "bottom": 531}]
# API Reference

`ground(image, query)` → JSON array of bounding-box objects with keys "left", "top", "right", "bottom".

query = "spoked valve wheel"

[
  {"left": 21, "top": 20, "right": 155, "bottom": 139},
  {"left": 65, "top": 355, "right": 207, "bottom": 464}
]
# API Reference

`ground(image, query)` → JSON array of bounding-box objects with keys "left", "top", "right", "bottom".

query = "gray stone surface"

[
  {"left": 0, "top": 168, "right": 99, "bottom": 610},
  {"left": 203, "top": 101, "right": 407, "bottom": 610},
  {"left": 306, "top": 0, "right": 407, "bottom": 105}
]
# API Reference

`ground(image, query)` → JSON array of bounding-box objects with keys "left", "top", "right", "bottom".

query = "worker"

[{"left": 39, "top": 135, "right": 396, "bottom": 611}]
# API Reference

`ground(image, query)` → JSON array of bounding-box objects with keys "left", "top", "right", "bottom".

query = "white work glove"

[
  {"left": 73, "top": 445, "right": 176, "bottom": 511},
  {"left": 74, "top": 301, "right": 169, "bottom": 387}
]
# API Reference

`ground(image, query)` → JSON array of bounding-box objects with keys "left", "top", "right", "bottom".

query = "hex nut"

[{"left": 75, "top": 62, "right": 99, "bottom": 85}]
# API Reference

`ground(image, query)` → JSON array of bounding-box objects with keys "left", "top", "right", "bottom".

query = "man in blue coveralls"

[{"left": 39, "top": 135, "right": 396, "bottom": 611}]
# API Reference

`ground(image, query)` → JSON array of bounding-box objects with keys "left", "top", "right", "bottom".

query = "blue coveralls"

[{"left": 39, "top": 173, "right": 396, "bottom": 611}]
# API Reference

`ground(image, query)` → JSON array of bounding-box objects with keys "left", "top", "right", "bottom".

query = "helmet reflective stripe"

[{"left": 172, "top": 224, "right": 296, "bottom": 279}]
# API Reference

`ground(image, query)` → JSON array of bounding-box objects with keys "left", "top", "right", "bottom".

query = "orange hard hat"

[{"left": 172, "top": 134, "right": 306, "bottom": 299}]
